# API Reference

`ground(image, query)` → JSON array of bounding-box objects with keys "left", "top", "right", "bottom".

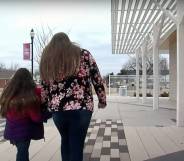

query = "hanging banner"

[{"left": 23, "top": 43, "right": 30, "bottom": 60}]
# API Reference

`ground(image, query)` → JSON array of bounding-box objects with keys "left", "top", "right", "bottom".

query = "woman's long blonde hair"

[{"left": 40, "top": 32, "right": 81, "bottom": 81}]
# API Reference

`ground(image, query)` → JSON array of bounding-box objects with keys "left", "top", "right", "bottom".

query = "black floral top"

[{"left": 41, "top": 49, "right": 106, "bottom": 112}]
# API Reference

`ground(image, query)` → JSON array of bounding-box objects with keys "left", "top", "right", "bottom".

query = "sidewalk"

[
  {"left": 0, "top": 96, "right": 184, "bottom": 161},
  {"left": 93, "top": 96, "right": 176, "bottom": 126},
  {"left": 0, "top": 118, "right": 5, "bottom": 141},
  {"left": 105, "top": 96, "right": 176, "bottom": 110}
]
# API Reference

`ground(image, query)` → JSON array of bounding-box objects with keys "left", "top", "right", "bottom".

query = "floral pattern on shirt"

[{"left": 41, "top": 49, "right": 106, "bottom": 112}]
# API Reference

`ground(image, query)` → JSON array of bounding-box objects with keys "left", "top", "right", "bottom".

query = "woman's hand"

[{"left": 98, "top": 102, "right": 106, "bottom": 109}]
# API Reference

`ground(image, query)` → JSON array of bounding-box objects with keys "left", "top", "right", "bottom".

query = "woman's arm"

[{"left": 88, "top": 51, "right": 107, "bottom": 108}]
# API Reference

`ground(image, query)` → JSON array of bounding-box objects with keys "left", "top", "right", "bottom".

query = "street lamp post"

[{"left": 30, "top": 29, "right": 35, "bottom": 77}]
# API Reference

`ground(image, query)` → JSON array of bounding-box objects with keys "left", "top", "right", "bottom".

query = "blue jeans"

[
  {"left": 52, "top": 109, "right": 92, "bottom": 161},
  {"left": 15, "top": 140, "right": 31, "bottom": 161}
]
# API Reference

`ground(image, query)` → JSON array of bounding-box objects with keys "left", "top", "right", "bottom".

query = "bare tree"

[
  {"left": 10, "top": 63, "right": 19, "bottom": 71},
  {"left": 118, "top": 55, "right": 168, "bottom": 75},
  {"left": 0, "top": 62, "right": 18, "bottom": 72},
  {"left": 34, "top": 25, "right": 54, "bottom": 64},
  {"left": 0, "top": 63, "right": 5, "bottom": 71}
]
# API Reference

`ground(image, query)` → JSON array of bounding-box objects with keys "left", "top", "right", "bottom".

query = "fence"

[{"left": 108, "top": 75, "right": 169, "bottom": 96}]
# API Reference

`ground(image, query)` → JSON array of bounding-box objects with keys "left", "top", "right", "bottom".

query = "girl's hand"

[{"left": 98, "top": 102, "right": 106, "bottom": 109}]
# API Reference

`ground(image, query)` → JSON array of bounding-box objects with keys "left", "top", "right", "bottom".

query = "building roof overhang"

[{"left": 111, "top": 0, "right": 177, "bottom": 54}]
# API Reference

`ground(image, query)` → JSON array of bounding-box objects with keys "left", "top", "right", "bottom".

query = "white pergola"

[{"left": 111, "top": 0, "right": 184, "bottom": 126}]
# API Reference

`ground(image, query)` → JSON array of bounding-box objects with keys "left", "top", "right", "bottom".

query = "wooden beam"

[
  {"left": 116, "top": 0, "right": 126, "bottom": 53},
  {"left": 153, "top": 0, "right": 177, "bottom": 24},
  {"left": 119, "top": 0, "right": 133, "bottom": 53},
  {"left": 133, "top": 0, "right": 176, "bottom": 52}
]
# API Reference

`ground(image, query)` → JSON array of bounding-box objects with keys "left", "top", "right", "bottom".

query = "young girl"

[{"left": 0, "top": 68, "right": 44, "bottom": 161}]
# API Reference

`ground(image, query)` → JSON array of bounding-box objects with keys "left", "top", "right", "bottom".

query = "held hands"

[{"left": 98, "top": 102, "right": 106, "bottom": 109}]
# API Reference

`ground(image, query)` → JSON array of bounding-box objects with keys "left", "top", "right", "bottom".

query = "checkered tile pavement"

[{"left": 83, "top": 119, "right": 131, "bottom": 161}]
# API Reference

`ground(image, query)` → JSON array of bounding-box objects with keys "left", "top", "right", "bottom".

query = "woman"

[{"left": 40, "top": 32, "right": 106, "bottom": 161}]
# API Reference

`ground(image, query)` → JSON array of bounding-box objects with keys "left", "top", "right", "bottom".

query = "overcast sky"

[{"left": 0, "top": 0, "right": 131, "bottom": 76}]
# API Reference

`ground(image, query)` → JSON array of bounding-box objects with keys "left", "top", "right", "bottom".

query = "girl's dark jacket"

[{"left": 4, "top": 88, "right": 44, "bottom": 141}]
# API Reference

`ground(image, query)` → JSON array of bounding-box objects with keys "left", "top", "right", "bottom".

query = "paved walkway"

[
  {"left": 0, "top": 119, "right": 5, "bottom": 141},
  {"left": 1, "top": 96, "right": 184, "bottom": 161},
  {"left": 84, "top": 119, "right": 129, "bottom": 161}
]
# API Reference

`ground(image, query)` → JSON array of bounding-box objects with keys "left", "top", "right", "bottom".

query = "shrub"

[
  {"left": 160, "top": 92, "right": 169, "bottom": 97},
  {"left": 133, "top": 92, "right": 152, "bottom": 97},
  {"left": 146, "top": 93, "right": 152, "bottom": 97}
]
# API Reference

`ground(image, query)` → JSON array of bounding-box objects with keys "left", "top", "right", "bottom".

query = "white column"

[
  {"left": 153, "top": 53, "right": 160, "bottom": 110},
  {"left": 141, "top": 42, "right": 147, "bottom": 104},
  {"left": 152, "top": 36, "right": 159, "bottom": 110},
  {"left": 136, "top": 48, "right": 140, "bottom": 100},
  {"left": 169, "top": 39, "right": 177, "bottom": 101},
  {"left": 109, "top": 75, "right": 111, "bottom": 96},
  {"left": 176, "top": 0, "right": 184, "bottom": 126},
  {"left": 152, "top": 14, "right": 165, "bottom": 110}
]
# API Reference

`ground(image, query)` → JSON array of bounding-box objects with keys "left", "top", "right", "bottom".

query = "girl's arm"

[
  {"left": 28, "top": 108, "right": 42, "bottom": 122},
  {"left": 28, "top": 87, "right": 42, "bottom": 122}
]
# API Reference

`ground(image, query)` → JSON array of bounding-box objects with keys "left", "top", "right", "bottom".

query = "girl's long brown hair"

[
  {"left": 39, "top": 32, "right": 81, "bottom": 81},
  {"left": 0, "top": 68, "right": 40, "bottom": 117}
]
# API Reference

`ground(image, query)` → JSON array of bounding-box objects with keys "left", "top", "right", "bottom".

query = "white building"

[{"left": 111, "top": 0, "right": 184, "bottom": 126}]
